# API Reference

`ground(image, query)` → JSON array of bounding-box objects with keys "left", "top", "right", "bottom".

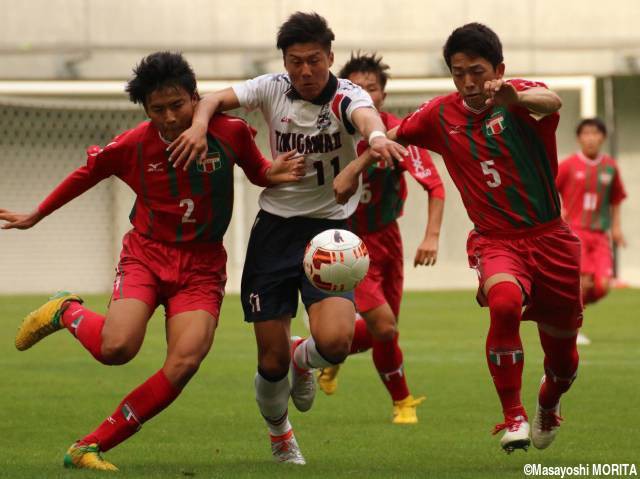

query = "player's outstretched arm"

[
  {"left": 414, "top": 196, "right": 444, "bottom": 267},
  {"left": 265, "top": 150, "right": 306, "bottom": 185},
  {"left": 484, "top": 80, "right": 562, "bottom": 115},
  {"left": 351, "top": 107, "right": 407, "bottom": 164},
  {"left": 0, "top": 209, "right": 44, "bottom": 230},
  {"left": 168, "top": 88, "right": 241, "bottom": 170}
]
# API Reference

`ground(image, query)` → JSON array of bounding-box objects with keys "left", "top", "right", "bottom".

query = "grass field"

[{"left": 1, "top": 289, "right": 638, "bottom": 478}]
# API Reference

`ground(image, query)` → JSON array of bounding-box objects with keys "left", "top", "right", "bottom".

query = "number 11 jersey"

[{"left": 233, "top": 73, "right": 374, "bottom": 220}]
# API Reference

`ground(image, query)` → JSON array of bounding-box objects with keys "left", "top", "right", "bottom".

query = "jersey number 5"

[
  {"left": 481, "top": 160, "right": 501, "bottom": 188},
  {"left": 313, "top": 156, "right": 340, "bottom": 186}
]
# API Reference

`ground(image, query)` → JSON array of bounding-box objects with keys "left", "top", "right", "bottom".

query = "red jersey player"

[
  {"left": 316, "top": 52, "right": 445, "bottom": 425},
  {"left": 557, "top": 118, "right": 627, "bottom": 343},
  {"left": 335, "top": 23, "right": 582, "bottom": 453},
  {"left": 0, "top": 52, "right": 303, "bottom": 471}
]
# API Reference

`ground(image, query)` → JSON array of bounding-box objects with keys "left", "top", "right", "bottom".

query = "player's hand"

[
  {"left": 333, "top": 165, "right": 359, "bottom": 205},
  {"left": 369, "top": 136, "right": 408, "bottom": 164},
  {"left": 167, "top": 121, "right": 209, "bottom": 171},
  {"left": 266, "top": 150, "right": 306, "bottom": 184},
  {"left": 612, "top": 228, "right": 627, "bottom": 248},
  {"left": 414, "top": 234, "right": 439, "bottom": 267},
  {"left": 484, "top": 79, "right": 518, "bottom": 107},
  {"left": 0, "top": 209, "right": 43, "bottom": 230}
]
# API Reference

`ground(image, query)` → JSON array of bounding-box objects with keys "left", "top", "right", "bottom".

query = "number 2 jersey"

[
  {"left": 349, "top": 111, "right": 444, "bottom": 235},
  {"left": 37, "top": 114, "right": 272, "bottom": 243},
  {"left": 397, "top": 79, "right": 561, "bottom": 234},
  {"left": 556, "top": 152, "right": 626, "bottom": 232},
  {"left": 233, "top": 73, "right": 374, "bottom": 219}
]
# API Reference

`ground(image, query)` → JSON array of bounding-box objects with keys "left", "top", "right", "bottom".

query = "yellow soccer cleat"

[
  {"left": 392, "top": 394, "right": 426, "bottom": 424},
  {"left": 15, "top": 291, "right": 82, "bottom": 351},
  {"left": 317, "top": 365, "right": 341, "bottom": 395},
  {"left": 63, "top": 442, "right": 118, "bottom": 471}
]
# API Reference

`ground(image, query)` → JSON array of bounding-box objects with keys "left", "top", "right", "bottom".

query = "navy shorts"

[{"left": 241, "top": 209, "right": 355, "bottom": 322}]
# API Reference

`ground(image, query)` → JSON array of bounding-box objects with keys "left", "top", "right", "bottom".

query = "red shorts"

[
  {"left": 467, "top": 219, "right": 583, "bottom": 330},
  {"left": 573, "top": 228, "right": 613, "bottom": 280},
  {"left": 354, "top": 221, "right": 404, "bottom": 317},
  {"left": 112, "top": 230, "right": 227, "bottom": 319}
]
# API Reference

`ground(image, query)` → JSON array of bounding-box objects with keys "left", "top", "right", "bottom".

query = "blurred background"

[{"left": 1, "top": 0, "right": 638, "bottom": 294}]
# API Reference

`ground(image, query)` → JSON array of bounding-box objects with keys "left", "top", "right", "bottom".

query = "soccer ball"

[{"left": 303, "top": 229, "right": 370, "bottom": 293}]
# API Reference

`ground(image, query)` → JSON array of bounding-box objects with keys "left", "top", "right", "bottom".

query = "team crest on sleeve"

[
  {"left": 197, "top": 152, "right": 222, "bottom": 173},
  {"left": 484, "top": 111, "right": 507, "bottom": 136}
]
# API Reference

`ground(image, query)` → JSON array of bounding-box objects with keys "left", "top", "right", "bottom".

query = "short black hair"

[
  {"left": 126, "top": 51, "right": 197, "bottom": 106},
  {"left": 276, "top": 12, "right": 335, "bottom": 54},
  {"left": 339, "top": 51, "right": 390, "bottom": 90},
  {"left": 443, "top": 23, "right": 504, "bottom": 70},
  {"left": 576, "top": 118, "right": 607, "bottom": 136}
]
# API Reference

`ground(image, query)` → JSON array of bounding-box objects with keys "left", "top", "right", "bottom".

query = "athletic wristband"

[{"left": 368, "top": 130, "right": 386, "bottom": 145}]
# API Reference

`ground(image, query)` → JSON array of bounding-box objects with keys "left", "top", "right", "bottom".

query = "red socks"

[
  {"left": 372, "top": 333, "right": 409, "bottom": 401},
  {"left": 538, "top": 329, "right": 579, "bottom": 409},
  {"left": 81, "top": 369, "right": 180, "bottom": 452},
  {"left": 62, "top": 301, "right": 106, "bottom": 363},
  {"left": 486, "top": 282, "right": 526, "bottom": 419},
  {"left": 349, "top": 317, "right": 410, "bottom": 401},
  {"left": 350, "top": 317, "right": 373, "bottom": 353}
]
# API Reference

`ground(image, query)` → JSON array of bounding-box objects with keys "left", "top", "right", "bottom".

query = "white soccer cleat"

[
  {"left": 290, "top": 336, "right": 316, "bottom": 412},
  {"left": 576, "top": 332, "right": 591, "bottom": 345},
  {"left": 532, "top": 401, "right": 563, "bottom": 450},
  {"left": 493, "top": 415, "right": 531, "bottom": 453},
  {"left": 270, "top": 430, "right": 306, "bottom": 465}
]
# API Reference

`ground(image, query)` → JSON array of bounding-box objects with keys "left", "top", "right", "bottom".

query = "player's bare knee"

[
  {"left": 101, "top": 340, "right": 138, "bottom": 365},
  {"left": 258, "top": 351, "right": 290, "bottom": 378},
  {"left": 371, "top": 321, "right": 397, "bottom": 342},
  {"left": 316, "top": 337, "right": 350, "bottom": 364}
]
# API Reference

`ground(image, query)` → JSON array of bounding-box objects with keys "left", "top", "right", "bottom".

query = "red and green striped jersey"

[
  {"left": 348, "top": 111, "right": 444, "bottom": 235},
  {"left": 556, "top": 152, "right": 626, "bottom": 232},
  {"left": 397, "top": 79, "right": 561, "bottom": 234},
  {"left": 38, "top": 114, "right": 271, "bottom": 243}
]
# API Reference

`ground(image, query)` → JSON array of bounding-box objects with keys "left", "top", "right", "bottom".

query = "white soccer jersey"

[{"left": 233, "top": 73, "right": 374, "bottom": 219}]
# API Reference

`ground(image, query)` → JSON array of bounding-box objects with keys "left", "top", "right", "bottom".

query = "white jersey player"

[{"left": 168, "top": 12, "right": 407, "bottom": 465}]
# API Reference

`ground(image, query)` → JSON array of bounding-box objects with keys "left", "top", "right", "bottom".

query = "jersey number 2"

[
  {"left": 313, "top": 156, "right": 340, "bottom": 186},
  {"left": 180, "top": 198, "right": 196, "bottom": 223}
]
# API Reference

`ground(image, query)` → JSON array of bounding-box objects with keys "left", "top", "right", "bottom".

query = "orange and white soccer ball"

[{"left": 303, "top": 229, "right": 370, "bottom": 293}]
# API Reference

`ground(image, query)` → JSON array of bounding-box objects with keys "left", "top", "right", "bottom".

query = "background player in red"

[
  {"left": 0, "top": 52, "right": 303, "bottom": 471},
  {"left": 556, "top": 118, "right": 627, "bottom": 344},
  {"left": 335, "top": 23, "right": 582, "bottom": 453},
  {"left": 316, "top": 52, "right": 445, "bottom": 425}
]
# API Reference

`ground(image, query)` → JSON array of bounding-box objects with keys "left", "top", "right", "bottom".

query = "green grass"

[{"left": 1, "top": 290, "right": 639, "bottom": 478}]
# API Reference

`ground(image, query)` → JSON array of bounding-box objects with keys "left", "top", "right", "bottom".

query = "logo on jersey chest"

[
  {"left": 197, "top": 152, "right": 222, "bottom": 174},
  {"left": 316, "top": 103, "right": 332, "bottom": 130},
  {"left": 147, "top": 162, "right": 164, "bottom": 173},
  {"left": 599, "top": 172, "right": 612, "bottom": 184},
  {"left": 484, "top": 112, "right": 507, "bottom": 136},
  {"left": 575, "top": 171, "right": 586, "bottom": 180}
]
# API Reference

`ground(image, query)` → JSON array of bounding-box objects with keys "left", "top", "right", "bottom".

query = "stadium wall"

[{"left": 1, "top": 76, "right": 637, "bottom": 294}]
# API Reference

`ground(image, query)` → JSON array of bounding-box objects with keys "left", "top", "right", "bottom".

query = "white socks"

[
  {"left": 254, "top": 371, "right": 291, "bottom": 436},
  {"left": 293, "top": 336, "right": 335, "bottom": 370}
]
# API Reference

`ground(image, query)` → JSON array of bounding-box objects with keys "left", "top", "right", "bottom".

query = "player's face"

[
  {"left": 284, "top": 43, "right": 334, "bottom": 101},
  {"left": 450, "top": 52, "right": 505, "bottom": 110},
  {"left": 348, "top": 71, "right": 386, "bottom": 110},
  {"left": 578, "top": 125, "right": 606, "bottom": 158},
  {"left": 145, "top": 86, "right": 197, "bottom": 142}
]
